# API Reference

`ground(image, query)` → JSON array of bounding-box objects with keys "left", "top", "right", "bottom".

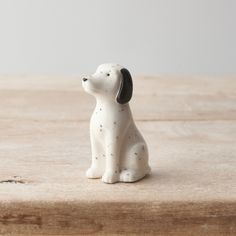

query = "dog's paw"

[
  {"left": 119, "top": 169, "right": 147, "bottom": 182},
  {"left": 102, "top": 171, "right": 119, "bottom": 184},
  {"left": 86, "top": 166, "right": 103, "bottom": 179}
]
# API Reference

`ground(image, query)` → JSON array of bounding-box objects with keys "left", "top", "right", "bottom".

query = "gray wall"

[{"left": 0, "top": 0, "right": 235, "bottom": 76}]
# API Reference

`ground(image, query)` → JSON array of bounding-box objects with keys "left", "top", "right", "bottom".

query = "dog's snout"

[{"left": 82, "top": 78, "right": 88, "bottom": 82}]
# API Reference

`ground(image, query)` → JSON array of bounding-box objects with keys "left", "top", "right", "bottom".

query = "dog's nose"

[{"left": 82, "top": 78, "right": 88, "bottom": 82}]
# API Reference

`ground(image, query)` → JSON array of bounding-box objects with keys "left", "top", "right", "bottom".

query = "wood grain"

[
  {"left": 0, "top": 201, "right": 235, "bottom": 235},
  {"left": 0, "top": 76, "right": 235, "bottom": 235}
]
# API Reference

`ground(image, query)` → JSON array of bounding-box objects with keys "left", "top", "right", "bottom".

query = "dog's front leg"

[
  {"left": 86, "top": 130, "right": 104, "bottom": 179},
  {"left": 102, "top": 134, "right": 121, "bottom": 184}
]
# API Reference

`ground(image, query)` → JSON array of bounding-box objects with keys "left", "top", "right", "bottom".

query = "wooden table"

[{"left": 0, "top": 76, "right": 235, "bottom": 235}]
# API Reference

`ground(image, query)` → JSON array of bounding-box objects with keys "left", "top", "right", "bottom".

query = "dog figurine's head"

[{"left": 82, "top": 63, "right": 133, "bottom": 104}]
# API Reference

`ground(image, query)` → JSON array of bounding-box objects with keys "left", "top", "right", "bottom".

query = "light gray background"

[{"left": 0, "top": 0, "right": 235, "bottom": 76}]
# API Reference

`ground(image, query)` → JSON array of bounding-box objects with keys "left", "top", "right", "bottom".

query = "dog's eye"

[{"left": 106, "top": 73, "right": 110, "bottom": 77}]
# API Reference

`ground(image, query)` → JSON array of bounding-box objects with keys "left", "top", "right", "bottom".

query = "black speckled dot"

[
  {"left": 103, "top": 154, "right": 105, "bottom": 157},
  {"left": 113, "top": 121, "right": 117, "bottom": 125},
  {"left": 100, "top": 108, "right": 102, "bottom": 111},
  {"left": 134, "top": 152, "right": 138, "bottom": 156},
  {"left": 95, "top": 157, "right": 98, "bottom": 160},
  {"left": 100, "top": 124, "right": 103, "bottom": 128},
  {"left": 100, "top": 129, "right": 102, "bottom": 132}
]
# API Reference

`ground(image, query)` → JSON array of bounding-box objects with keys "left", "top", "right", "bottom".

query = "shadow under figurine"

[{"left": 82, "top": 63, "right": 151, "bottom": 183}]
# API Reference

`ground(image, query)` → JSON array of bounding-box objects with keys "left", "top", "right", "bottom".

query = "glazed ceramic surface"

[{"left": 82, "top": 63, "right": 151, "bottom": 183}]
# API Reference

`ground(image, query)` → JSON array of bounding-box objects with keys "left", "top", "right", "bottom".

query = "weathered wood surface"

[{"left": 0, "top": 76, "right": 235, "bottom": 235}]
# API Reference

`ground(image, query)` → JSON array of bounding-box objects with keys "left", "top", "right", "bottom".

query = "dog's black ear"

[{"left": 116, "top": 68, "right": 133, "bottom": 104}]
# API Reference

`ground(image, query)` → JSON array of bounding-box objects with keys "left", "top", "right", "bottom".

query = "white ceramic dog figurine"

[{"left": 82, "top": 63, "right": 151, "bottom": 184}]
